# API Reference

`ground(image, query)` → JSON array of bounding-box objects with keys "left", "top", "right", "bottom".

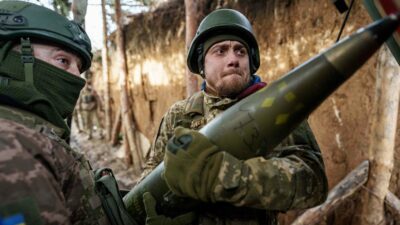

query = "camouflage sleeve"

[
  {"left": 140, "top": 116, "right": 170, "bottom": 178},
  {"left": 211, "top": 120, "right": 328, "bottom": 210},
  {"left": 140, "top": 101, "right": 186, "bottom": 179},
  {"left": 0, "top": 120, "right": 107, "bottom": 225}
]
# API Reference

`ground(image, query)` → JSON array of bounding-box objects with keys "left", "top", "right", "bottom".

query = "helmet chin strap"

[
  {"left": 20, "top": 37, "right": 35, "bottom": 87},
  {"left": 196, "top": 44, "right": 205, "bottom": 78}
]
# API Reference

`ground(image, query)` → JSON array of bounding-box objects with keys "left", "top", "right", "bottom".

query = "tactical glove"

[
  {"left": 143, "top": 192, "right": 197, "bottom": 225},
  {"left": 164, "top": 127, "right": 225, "bottom": 202}
]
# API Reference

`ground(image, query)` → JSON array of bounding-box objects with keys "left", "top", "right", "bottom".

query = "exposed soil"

[{"left": 70, "top": 122, "right": 139, "bottom": 190}]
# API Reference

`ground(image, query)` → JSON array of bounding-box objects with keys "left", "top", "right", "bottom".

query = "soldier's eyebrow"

[
  {"left": 233, "top": 42, "right": 245, "bottom": 48},
  {"left": 209, "top": 42, "right": 229, "bottom": 51},
  {"left": 210, "top": 41, "right": 245, "bottom": 51},
  {"left": 233, "top": 43, "right": 246, "bottom": 51}
]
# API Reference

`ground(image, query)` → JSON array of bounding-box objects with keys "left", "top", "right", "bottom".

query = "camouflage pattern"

[
  {"left": 78, "top": 86, "right": 103, "bottom": 139},
  {"left": 0, "top": 105, "right": 109, "bottom": 225},
  {"left": 143, "top": 91, "right": 237, "bottom": 175},
  {"left": 144, "top": 91, "right": 327, "bottom": 225}
]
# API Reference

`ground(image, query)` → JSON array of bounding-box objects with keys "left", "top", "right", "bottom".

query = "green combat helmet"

[
  {"left": 187, "top": 8, "right": 260, "bottom": 76},
  {"left": 0, "top": 0, "right": 92, "bottom": 72}
]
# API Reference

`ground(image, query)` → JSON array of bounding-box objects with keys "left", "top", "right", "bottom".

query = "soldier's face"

[
  {"left": 32, "top": 43, "right": 82, "bottom": 76},
  {"left": 14, "top": 42, "right": 82, "bottom": 76},
  {"left": 204, "top": 40, "right": 251, "bottom": 97}
]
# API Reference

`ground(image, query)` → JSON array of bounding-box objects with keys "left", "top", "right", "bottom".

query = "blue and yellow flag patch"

[{"left": 0, "top": 214, "right": 25, "bottom": 225}]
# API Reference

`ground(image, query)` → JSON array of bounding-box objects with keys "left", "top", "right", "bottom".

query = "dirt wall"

[{"left": 90, "top": 0, "right": 400, "bottom": 224}]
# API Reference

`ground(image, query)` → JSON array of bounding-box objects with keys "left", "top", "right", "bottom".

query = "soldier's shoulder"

[
  {"left": 0, "top": 118, "right": 36, "bottom": 137},
  {"left": 165, "top": 97, "right": 191, "bottom": 116},
  {"left": 0, "top": 118, "right": 61, "bottom": 152},
  {"left": 166, "top": 92, "right": 204, "bottom": 116},
  {"left": 0, "top": 105, "right": 65, "bottom": 137},
  {"left": 0, "top": 106, "right": 37, "bottom": 125}
]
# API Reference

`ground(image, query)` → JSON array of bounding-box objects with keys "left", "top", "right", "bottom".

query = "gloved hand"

[
  {"left": 164, "top": 127, "right": 224, "bottom": 202},
  {"left": 143, "top": 192, "right": 197, "bottom": 225}
]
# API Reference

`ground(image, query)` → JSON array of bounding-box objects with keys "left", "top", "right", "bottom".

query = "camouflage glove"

[
  {"left": 143, "top": 192, "right": 197, "bottom": 225},
  {"left": 164, "top": 127, "right": 225, "bottom": 202}
]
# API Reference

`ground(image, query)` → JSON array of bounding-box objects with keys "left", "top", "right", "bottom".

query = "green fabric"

[
  {"left": 164, "top": 127, "right": 224, "bottom": 202},
  {"left": 0, "top": 49, "right": 85, "bottom": 138},
  {"left": 143, "top": 192, "right": 197, "bottom": 225},
  {"left": 20, "top": 38, "right": 35, "bottom": 86}
]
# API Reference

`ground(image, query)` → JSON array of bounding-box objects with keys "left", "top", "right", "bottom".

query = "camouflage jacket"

[
  {"left": 0, "top": 105, "right": 109, "bottom": 225},
  {"left": 143, "top": 91, "right": 328, "bottom": 225}
]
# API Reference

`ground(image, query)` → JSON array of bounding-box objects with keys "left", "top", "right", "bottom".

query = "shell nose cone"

[{"left": 365, "top": 12, "right": 400, "bottom": 43}]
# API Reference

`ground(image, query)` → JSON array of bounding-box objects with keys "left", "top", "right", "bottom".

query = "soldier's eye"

[
  {"left": 211, "top": 46, "right": 227, "bottom": 55},
  {"left": 235, "top": 47, "right": 247, "bottom": 56},
  {"left": 216, "top": 49, "right": 225, "bottom": 54},
  {"left": 57, "top": 57, "right": 70, "bottom": 65}
]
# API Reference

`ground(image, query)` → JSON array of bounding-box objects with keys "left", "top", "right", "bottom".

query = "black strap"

[{"left": 336, "top": 0, "right": 356, "bottom": 42}]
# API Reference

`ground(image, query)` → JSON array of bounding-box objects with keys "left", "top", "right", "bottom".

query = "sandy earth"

[{"left": 70, "top": 123, "right": 139, "bottom": 190}]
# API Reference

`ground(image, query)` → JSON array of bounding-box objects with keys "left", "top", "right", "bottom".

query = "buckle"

[
  {"left": 21, "top": 55, "right": 34, "bottom": 64},
  {"left": 20, "top": 37, "right": 34, "bottom": 64},
  {"left": 0, "top": 13, "right": 26, "bottom": 26}
]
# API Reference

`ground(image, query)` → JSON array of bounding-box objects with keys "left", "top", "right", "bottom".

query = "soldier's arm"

[
  {"left": 0, "top": 129, "right": 72, "bottom": 224},
  {"left": 0, "top": 120, "right": 108, "bottom": 224},
  {"left": 140, "top": 117, "right": 170, "bottom": 178},
  {"left": 164, "top": 121, "right": 328, "bottom": 211},
  {"left": 140, "top": 104, "right": 180, "bottom": 179},
  {"left": 227, "top": 120, "right": 328, "bottom": 209},
  {"left": 213, "top": 142, "right": 328, "bottom": 210}
]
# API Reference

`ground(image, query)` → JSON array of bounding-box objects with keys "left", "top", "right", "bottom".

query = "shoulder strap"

[
  {"left": 170, "top": 92, "right": 206, "bottom": 130},
  {"left": 183, "top": 91, "right": 204, "bottom": 116},
  {"left": 94, "top": 168, "right": 139, "bottom": 225}
]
